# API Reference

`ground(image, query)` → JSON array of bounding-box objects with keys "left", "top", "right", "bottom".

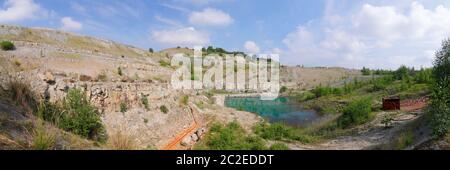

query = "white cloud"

[
  {"left": 189, "top": 8, "right": 233, "bottom": 26},
  {"left": 0, "top": 0, "right": 48, "bottom": 23},
  {"left": 60, "top": 17, "right": 83, "bottom": 31},
  {"left": 282, "top": 1, "right": 450, "bottom": 69},
  {"left": 151, "top": 27, "right": 209, "bottom": 46},
  {"left": 244, "top": 41, "right": 260, "bottom": 53},
  {"left": 155, "top": 15, "right": 182, "bottom": 27}
]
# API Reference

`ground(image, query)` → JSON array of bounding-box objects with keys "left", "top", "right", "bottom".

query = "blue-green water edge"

[{"left": 225, "top": 97, "right": 322, "bottom": 127}]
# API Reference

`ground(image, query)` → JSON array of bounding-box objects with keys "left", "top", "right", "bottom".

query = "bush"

[
  {"left": 361, "top": 67, "right": 372, "bottom": 75},
  {"left": 202, "top": 122, "right": 267, "bottom": 150},
  {"left": 414, "top": 68, "right": 433, "bottom": 84},
  {"left": 120, "top": 102, "right": 128, "bottom": 113},
  {"left": 395, "top": 131, "right": 414, "bottom": 150},
  {"left": 140, "top": 94, "right": 149, "bottom": 110},
  {"left": 159, "top": 60, "right": 170, "bottom": 67},
  {"left": 107, "top": 131, "right": 136, "bottom": 150},
  {"left": 180, "top": 95, "right": 189, "bottom": 106},
  {"left": 254, "top": 123, "right": 315, "bottom": 143},
  {"left": 394, "top": 65, "right": 411, "bottom": 80},
  {"left": 58, "top": 89, "right": 105, "bottom": 140},
  {"left": 149, "top": 48, "right": 154, "bottom": 53},
  {"left": 279, "top": 86, "right": 288, "bottom": 93},
  {"left": 160, "top": 105, "right": 169, "bottom": 114},
  {"left": 0, "top": 41, "right": 15, "bottom": 51},
  {"left": 117, "top": 67, "right": 123, "bottom": 76},
  {"left": 428, "top": 39, "right": 450, "bottom": 138},
  {"left": 337, "top": 97, "right": 373, "bottom": 128},
  {"left": 294, "top": 91, "right": 316, "bottom": 102},
  {"left": 32, "top": 122, "right": 55, "bottom": 150},
  {"left": 8, "top": 80, "right": 38, "bottom": 114}
]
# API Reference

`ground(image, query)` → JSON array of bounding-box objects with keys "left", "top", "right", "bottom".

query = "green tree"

[
  {"left": 428, "top": 39, "right": 450, "bottom": 137},
  {"left": 394, "top": 65, "right": 410, "bottom": 80},
  {"left": 361, "top": 67, "right": 372, "bottom": 75}
]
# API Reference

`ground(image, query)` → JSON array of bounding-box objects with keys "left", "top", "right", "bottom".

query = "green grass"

[
  {"left": 196, "top": 122, "right": 267, "bottom": 150},
  {"left": 159, "top": 60, "right": 171, "bottom": 67},
  {"left": 37, "top": 89, "right": 106, "bottom": 141},
  {"left": 395, "top": 131, "right": 414, "bottom": 150},
  {"left": 254, "top": 123, "right": 317, "bottom": 143},
  {"left": 32, "top": 122, "right": 56, "bottom": 150}
]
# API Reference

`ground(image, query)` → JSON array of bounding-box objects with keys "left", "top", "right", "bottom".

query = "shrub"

[
  {"left": 140, "top": 94, "right": 149, "bottom": 110},
  {"left": 8, "top": 80, "right": 38, "bottom": 114},
  {"left": 254, "top": 123, "right": 315, "bottom": 143},
  {"left": 414, "top": 68, "right": 433, "bottom": 84},
  {"left": 107, "top": 131, "right": 136, "bottom": 150},
  {"left": 0, "top": 41, "right": 15, "bottom": 51},
  {"left": 120, "top": 102, "right": 128, "bottom": 113},
  {"left": 395, "top": 131, "right": 414, "bottom": 150},
  {"left": 428, "top": 39, "right": 450, "bottom": 137},
  {"left": 58, "top": 89, "right": 105, "bottom": 140},
  {"left": 203, "top": 122, "right": 267, "bottom": 150},
  {"left": 279, "top": 86, "right": 288, "bottom": 93},
  {"left": 337, "top": 97, "right": 373, "bottom": 128},
  {"left": 32, "top": 122, "right": 56, "bottom": 150},
  {"left": 361, "top": 67, "right": 372, "bottom": 75},
  {"left": 159, "top": 60, "right": 170, "bottom": 67},
  {"left": 394, "top": 65, "right": 410, "bottom": 80},
  {"left": 117, "top": 67, "right": 123, "bottom": 76},
  {"left": 180, "top": 95, "right": 189, "bottom": 105},
  {"left": 160, "top": 105, "right": 169, "bottom": 114},
  {"left": 294, "top": 91, "right": 316, "bottom": 102},
  {"left": 149, "top": 48, "right": 154, "bottom": 53}
]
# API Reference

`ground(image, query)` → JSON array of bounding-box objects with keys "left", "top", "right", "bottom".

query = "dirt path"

[{"left": 288, "top": 106, "right": 430, "bottom": 150}]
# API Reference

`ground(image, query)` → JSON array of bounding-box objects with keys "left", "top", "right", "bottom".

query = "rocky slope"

[{"left": 0, "top": 24, "right": 363, "bottom": 150}]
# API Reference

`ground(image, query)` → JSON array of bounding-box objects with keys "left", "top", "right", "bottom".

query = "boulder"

[
  {"left": 191, "top": 133, "right": 199, "bottom": 142},
  {"left": 180, "top": 136, "right": 193, "bottom": 147}
]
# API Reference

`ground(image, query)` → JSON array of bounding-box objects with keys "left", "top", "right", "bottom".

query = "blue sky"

[{"left": 1, "top": 0, "right": 450, "bottom": 69}]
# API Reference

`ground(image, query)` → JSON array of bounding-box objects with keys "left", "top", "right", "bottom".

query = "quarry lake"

[{"left": 225, "top": 96, "right": 322, "bottom": 127}]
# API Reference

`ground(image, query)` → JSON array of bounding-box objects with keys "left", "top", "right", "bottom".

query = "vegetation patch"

[
  {"left": 160, "top": 105, "right": 169, "bottom": 114},
  {"left": 0, "top": 41, "right": 15, "bottom": 51},
  {"left": 337, "top": 97, "right": 374, "bottom": 128},
  {"left": 254, "top": 123, "right": 316, "bottom": 143},
  {"left": 37, "top": 89, "right": 106, "bottom": 141},
  {"left": 197, "top": 122, "right": 267, "bottom": 150}
]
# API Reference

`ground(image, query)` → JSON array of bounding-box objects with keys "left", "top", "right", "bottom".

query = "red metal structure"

[{"left": 383, "top": 97, "right": 401, "bottom": 110}]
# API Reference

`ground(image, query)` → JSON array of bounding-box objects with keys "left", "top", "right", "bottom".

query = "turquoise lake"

[{"left": 225, "top": 97, "right": 322, "bottom": 127}]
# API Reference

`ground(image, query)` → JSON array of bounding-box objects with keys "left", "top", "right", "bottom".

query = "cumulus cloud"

[
  {"left": 151, "top": 27, "right": 209, "bottom": 46},
  {"left": 0, "top": 0, "right": 48, "bottom": 23},
  {"left": 282, "top": 1, "right": 450, "bottom": 69},
  {"left": 244, "top": 41, "right": 261, "bottom": 53},
  {"left": 189, "top": 8, "right": 233, "bottom": 26},
  {"left": 60, "top": 17, "right": 83, "bottom": 31}
]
